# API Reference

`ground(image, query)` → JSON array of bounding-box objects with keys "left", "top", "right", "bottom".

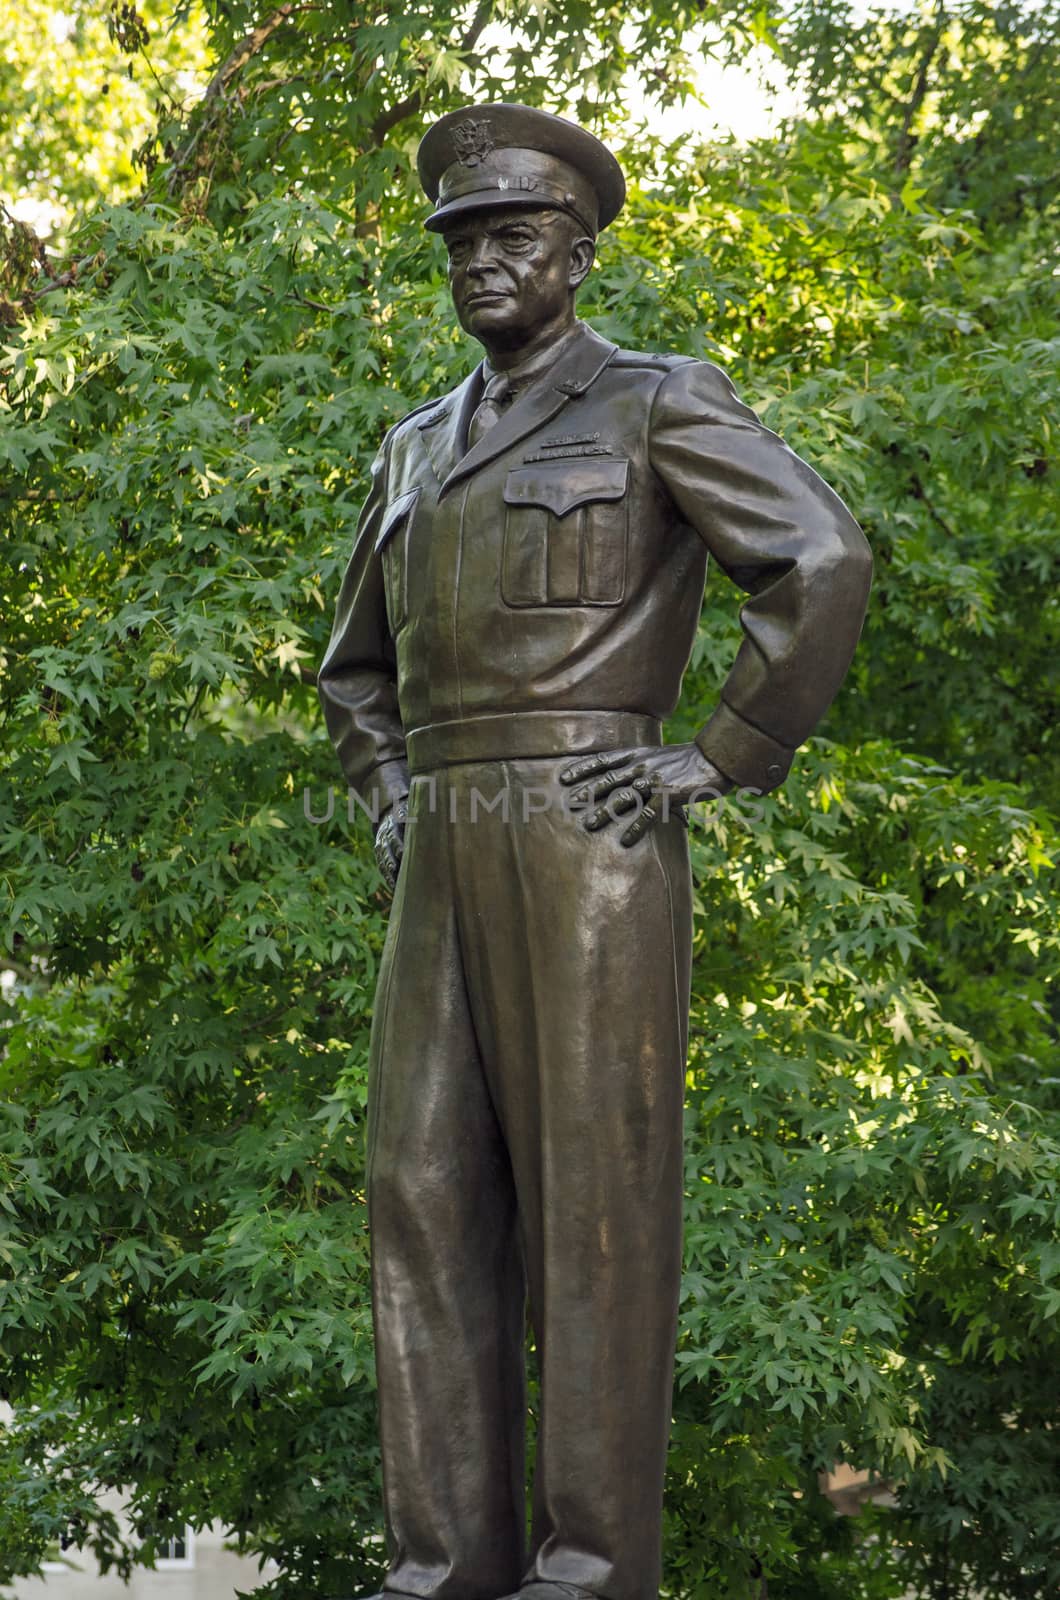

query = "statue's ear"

[{"left": 569, "top": 235, "right": 596, "bottom": 290}]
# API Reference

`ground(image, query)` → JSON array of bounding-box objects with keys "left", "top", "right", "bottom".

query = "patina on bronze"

[{"left": 319, "top": 102, "right": 872, "bottom": 1600}]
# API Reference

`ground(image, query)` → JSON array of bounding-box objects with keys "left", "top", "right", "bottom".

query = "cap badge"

[{"left": 452, "top": 117, "right": 495, "bottom": 167}]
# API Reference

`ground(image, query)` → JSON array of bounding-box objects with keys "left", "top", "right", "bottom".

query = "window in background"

[{"left": 153, "top": 1528, "right": 195, "bottom": 1569}]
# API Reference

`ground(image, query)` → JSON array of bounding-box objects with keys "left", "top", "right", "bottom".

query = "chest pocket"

[
  {"left": 375, "top": 487, "right": 420, "bottom": 633},
  {"left": 501, "top": 459, "right": 630, "bottom": 608}
]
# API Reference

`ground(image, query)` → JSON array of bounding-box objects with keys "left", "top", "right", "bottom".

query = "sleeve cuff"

[
  {"left": 694, "top": 701, "right": 795, "bottom": 793},
  {"left": 361, "top": 756, "right": 410, "bottom": 819}
]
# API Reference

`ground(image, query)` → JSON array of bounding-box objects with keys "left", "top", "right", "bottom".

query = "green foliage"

[
  {"left": 1, "top": 1, "right": 1058, "bottom": 1596},
  {"left": 667, "top": 743, "right": 1059, "bottom": 1595},
  {"left": 0, "top": 0, "right": 210, "bottom": 245}
]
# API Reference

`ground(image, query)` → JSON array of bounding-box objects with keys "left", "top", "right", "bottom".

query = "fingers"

[
  {"left": 572, "top": 770, "right": 653, "bottom": 808},
  {"left": 391, "top": 794, "right": 409, "bottom": 850},
  {"left": 563, "top": 754, "right": 664, "bottom": 844},
  {"left": 559, "top": 748, "right": 636, "bottom": 787},
  {"left": 374, "top": 813, "right": 403, "bottom": 890},
  {"left": 374, "top": 839, "right": 398, "bottom": 891},
  {"left": 574, "top": 770, "right": 648, "bottom": 805},
  {"left": 587, "top": 797, "right": 662, "bottom": 844},
  {"left": 582, "top": 777, "right": 656, "bottom": 830},
  {"left": 620, "top": 803, "right": 660, "bottom": 847}
]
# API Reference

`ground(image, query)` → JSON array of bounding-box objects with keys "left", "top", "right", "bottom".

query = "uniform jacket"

[{"left": 319, "top": 321, "right": 872, "bottom": 805}]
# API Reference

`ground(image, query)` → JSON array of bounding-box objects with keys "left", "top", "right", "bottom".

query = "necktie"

[{"left": 467, "top": 372, "right": 512, "bottom": 449}]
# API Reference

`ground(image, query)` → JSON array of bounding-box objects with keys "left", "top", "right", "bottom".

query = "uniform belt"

[{"left": 405, "top": 711, "right": 662, "bottom": 773}]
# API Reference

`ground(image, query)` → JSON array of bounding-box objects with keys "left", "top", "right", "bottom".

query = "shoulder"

[
  {"left": 383, "top": 390, "right": 453, "bottom": 452},
  {"left": 642, "top": 355, "right": 761, "bottom": 428},
  {"left": 604, "top": 348, "right": 751, "bottom": 420},
  {"left": 607, "top": 347, "right": 699, "bottom": 374}
]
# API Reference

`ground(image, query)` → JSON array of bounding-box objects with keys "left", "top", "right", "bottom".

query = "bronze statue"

[{"left": 319, "top": 102, "right": 872, "bottom": 1600}]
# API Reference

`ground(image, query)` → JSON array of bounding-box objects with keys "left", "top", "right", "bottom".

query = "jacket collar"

[
  {"left": 416, "top": 322, "right": 618, "bottom": 496},
  {"left": 416, "top": 367, "right": 482, "bottom": 487}
]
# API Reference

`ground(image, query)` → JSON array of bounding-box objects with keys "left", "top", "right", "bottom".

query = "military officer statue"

[{"left": 319, "top": 103, "right": 872, "bottom": 1600}]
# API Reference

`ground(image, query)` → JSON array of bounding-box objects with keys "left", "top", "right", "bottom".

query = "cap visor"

[{"left": 424, "top": 191, "right": 564, "bottom": 232}]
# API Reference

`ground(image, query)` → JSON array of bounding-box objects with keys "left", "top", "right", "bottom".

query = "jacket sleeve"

[
  {"left": 317, "top": 435, "right": 409, "bottom": 815},
  {"left": 648, "top": 360, "right": 873, "bottom": 791}
]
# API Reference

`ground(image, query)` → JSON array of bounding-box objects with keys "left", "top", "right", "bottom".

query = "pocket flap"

[
  {"left": 375, "top": 487, "right": 420, "bottom": 554},
  {"left": 503, "top": 459, "right": 629, "bottom": 519}
]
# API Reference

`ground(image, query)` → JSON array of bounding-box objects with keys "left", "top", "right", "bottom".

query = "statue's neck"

[{"left": 480, "top": 312, "right": 581, "bottom": 377}]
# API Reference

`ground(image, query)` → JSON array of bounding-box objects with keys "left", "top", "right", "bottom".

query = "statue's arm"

[
  {"left": 317, "top": 436, "right": 409, "bottom": 819},
  {"left": 648, "top": 360, "right": 873, "bottom": 793}
]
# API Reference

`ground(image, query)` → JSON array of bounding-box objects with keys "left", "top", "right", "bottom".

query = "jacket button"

[{"left": 767, "top": 763, "right": 782, "bottom": 778}]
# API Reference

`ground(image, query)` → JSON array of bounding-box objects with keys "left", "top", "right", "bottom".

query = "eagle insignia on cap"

[{"left": 452, "top": 117, "right": 495, "bottom": 167}]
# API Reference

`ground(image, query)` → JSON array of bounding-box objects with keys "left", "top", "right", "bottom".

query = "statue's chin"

[{"left": 460, "top": 304, "right": 526, "bottom": 346}]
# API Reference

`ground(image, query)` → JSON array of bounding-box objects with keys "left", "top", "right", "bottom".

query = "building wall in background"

[{"left": 11, "top": 1516, "right": 276, "bottom": 1600}]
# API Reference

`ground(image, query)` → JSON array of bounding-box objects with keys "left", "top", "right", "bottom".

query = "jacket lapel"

[
  {"left": 438, "top": 324, "right": 618, "bottom": 498},
  {"left": 416, "top": 366, "right": 484, "bottom": 486}
]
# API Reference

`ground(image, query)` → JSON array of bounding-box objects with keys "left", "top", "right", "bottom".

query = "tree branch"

[
  {"left": 894, "top": 7, "right": 946, "bottom": 180},
  {"left": 168, "top": 3, "right": 316, "bottom": 189},
  {"left": 909, "top": 472, "right": 958, "bottom": 542},
  {"left": 366, "top": 0, "right": 495, "bottom": 150}
]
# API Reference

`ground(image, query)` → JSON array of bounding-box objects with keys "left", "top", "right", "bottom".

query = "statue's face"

[{"left": 441, "top": 206, "right": 593, "bottom": 350}]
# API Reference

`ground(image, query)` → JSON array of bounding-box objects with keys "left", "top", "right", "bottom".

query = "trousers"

[{"left": 366, "top": 756, "right": 693, "bottom": 1600}]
